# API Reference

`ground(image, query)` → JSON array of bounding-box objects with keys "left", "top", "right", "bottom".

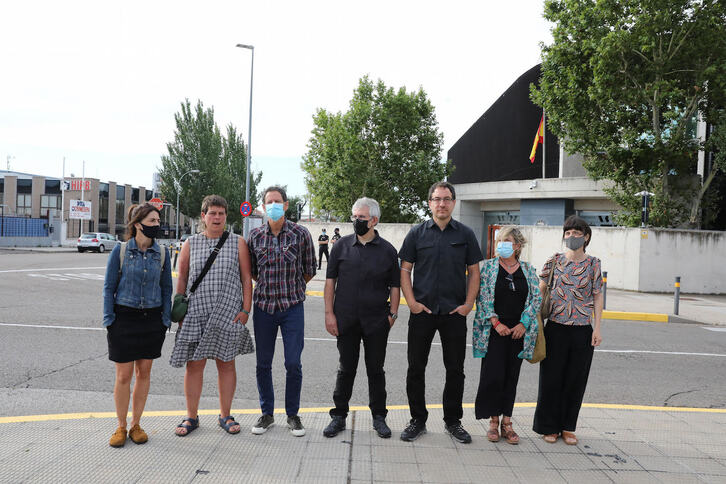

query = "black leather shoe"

[
  {"left": 400, "top": 420, "right": 426, "bottom": 441},
  {"left": 323, "top": 416, "right": 346, "bottom": 438},
  {"left": 372, "top": 415, "right": 391, "bottom": 439},
  {"left": 445, "top": 421, "right": 472, "bottom": 444}
]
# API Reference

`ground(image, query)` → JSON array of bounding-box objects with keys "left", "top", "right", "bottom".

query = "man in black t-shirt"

[
  {"left": 331, "top": 227, "right": 341, "bottom": 245},
  {"left": 317, "top": 229, "right": 330, "bottom": 269}
]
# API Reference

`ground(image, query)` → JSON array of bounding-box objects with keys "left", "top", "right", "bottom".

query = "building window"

[
  {"left": 17, "top": 194, "right": 32, "bottom": 216},
  {"left": 132, "top": 188, "right": 139, "bottom": 203},
  {"left": 116, "top": 186, "right": 125, "bottom": 223},
  {"left": 99, "top": 183, "right": 109, "bottom": 224},
  {"left": 44, "top": 179, "right": 61, "bottom": 194},
  {"left": 40, "top": 194, "right": 61, "bottom": 218}
]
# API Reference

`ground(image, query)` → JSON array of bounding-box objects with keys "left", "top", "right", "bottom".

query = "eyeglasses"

[
  {"left": 429, "top": 197, "right": 454, "bottom": 203},
  {"left": 350, "top": 215, "right": 370, "bottom": 222},
  {"left": 505, "top": 273, "right": 516, "bottom": 291}
]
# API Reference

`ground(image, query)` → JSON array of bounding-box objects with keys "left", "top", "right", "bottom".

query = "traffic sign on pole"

[
  {"left": 240, "top": 201, "right": 252, "bottom": 217},
  {"left": 149, "top": 198, "right": 164, "bottom": 210}
]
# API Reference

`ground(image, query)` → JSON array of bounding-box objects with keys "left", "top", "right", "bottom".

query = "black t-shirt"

[
  {"left": 318, "top": 234, "right": 329, "bottom": 245},
  {"left": 326, "top": 233, "right": 400, "bottom": 334},
  {"left": 331, "top": 233, "right": 341, "bottom": 242},
  {"left": 494, "top": 265, "right": 528, "bottom": 325},
  {"left": 398, "top": 218, "right": 483, "bottom": 315}
]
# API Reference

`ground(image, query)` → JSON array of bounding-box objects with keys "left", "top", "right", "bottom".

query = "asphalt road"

[{"left": 1, "top": 251, "right": 725, "bottom": 419}]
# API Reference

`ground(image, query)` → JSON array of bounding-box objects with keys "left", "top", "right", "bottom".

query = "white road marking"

[
  {"left": 1, "top": 323, "right": 725, "bottom": 357},
  {"left": 27, "top": 273, "right": 104, "bottom": 281},
  {"left": 702, "top": 327, "right": 726, "bottom": 332},
  {"left": 0, "top": 266, "right": 105, "bottom": 273}
]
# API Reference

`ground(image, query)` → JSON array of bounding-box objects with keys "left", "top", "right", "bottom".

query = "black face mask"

[
  {"left": 353, "top": 218, "right": 370, "bottom": 236},
  {"left": 139, "top": 224, "right": 160, "bottom": 239}
]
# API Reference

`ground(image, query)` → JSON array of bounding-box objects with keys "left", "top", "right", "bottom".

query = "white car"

[{"left": 77, "top": 232, "right": 120, "bottom": 253}]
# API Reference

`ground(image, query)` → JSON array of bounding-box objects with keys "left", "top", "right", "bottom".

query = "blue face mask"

[
  {"left": 265, "top": 202, "right": 285, "bottom": 222},
  {"left": 497, "top": 241, "right": 514, "bottom": 258}
]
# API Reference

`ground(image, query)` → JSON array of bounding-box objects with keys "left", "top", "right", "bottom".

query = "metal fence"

[{"left": 0, "top": 217, "right": 49, "bottom": 237}]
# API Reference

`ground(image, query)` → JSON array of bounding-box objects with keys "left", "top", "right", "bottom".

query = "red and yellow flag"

[{"left": 529, "top": 115, "right": 544, "bottom": 163}]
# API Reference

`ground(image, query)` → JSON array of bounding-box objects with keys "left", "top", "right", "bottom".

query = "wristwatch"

[{"left": 389, "top": 312, "right": 398, "bottom": 321}]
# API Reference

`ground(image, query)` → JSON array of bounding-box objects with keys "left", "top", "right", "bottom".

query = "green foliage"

[
  {"left": 533, "top": 0, "right": 726, "bottom": 227},
  {"left": 159, "top": 99, "right": 262, "bottom": 231},
  {"left": 302, "top": 76, "right": 449, "bottom": 223}
]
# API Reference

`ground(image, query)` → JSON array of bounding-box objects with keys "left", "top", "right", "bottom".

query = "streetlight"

[
  {"left": 236, "top": 43, "right": 254, "bottom": 238},
  {"left": 176, "top": 169, "right": 200, "bottom": 240}
]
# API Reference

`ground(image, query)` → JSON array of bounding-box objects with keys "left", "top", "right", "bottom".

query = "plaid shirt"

[{"left": 248, "top": 220, "right": 317, "bottom": 313}]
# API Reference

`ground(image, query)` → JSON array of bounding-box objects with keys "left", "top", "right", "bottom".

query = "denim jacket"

[
  {"left": 102, "top": 238, "right": 173, "bottom": 327},
  {"left": 472, "top": 257, "right": 541, "bottom": 360}
]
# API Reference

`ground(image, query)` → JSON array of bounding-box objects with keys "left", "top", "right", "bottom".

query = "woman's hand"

[
  {"left": 591, "top": 328, "right": 603, "bottom": 346},
  {"left": 510, "top": 323, "right": 526, "bottom": 339},
  {"left": 233, "top": 311, "right": 249, "bottom": 325},
  {"left": 494, "top": 322, "right": 511, "bottom": 336}
]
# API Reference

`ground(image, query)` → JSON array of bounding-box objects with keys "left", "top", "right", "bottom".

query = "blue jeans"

[{"left": 253, "top": 302, "right": 304, "bottom": 416}]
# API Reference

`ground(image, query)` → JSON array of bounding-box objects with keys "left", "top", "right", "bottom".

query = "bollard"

[
  {"left": 674, "top": 276, "right": 681, "bottom": 315},
  {"left": 173, "top": 248, "right": 179, "bottom": 271},
  {"left": 602, "top": 271, "right": 608, "bottom": 310}
]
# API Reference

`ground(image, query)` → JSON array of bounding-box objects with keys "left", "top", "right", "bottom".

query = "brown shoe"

[
  {"left": 561, "top": 431, "right": 578, "bottom": 445},
  {"left": 128, "top": 424, "right": 148, "bottom": 444},
  {"left": 500, "top": 421, "right": 519, "bottom": 445},
  {"left": 109, "top": 427, "right": 127, "bottom": 447},
  {"left": 487, "top": 418, "right": 500, "bottom": 442},
  {"left": 542, "top": 433, "right": 558, "bottom": 443}
]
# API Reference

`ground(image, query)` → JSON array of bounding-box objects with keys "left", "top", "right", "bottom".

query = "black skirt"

[{"left": 107, "top": 305, "right": 166, "bottom": 363}]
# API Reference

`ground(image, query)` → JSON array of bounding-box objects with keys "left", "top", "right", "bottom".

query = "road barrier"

[{"left": 674, "top": 276, "right": 681, "bottom": 315}]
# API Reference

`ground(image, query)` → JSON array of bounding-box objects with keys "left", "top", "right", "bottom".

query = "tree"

[
  {"left": 159, "top": 99, "right": 262, "bottom": 231},
  {"left": 532, "top": 0, "right": 726, "bottom": 227},
  {"left": 285, "top": 194, "right": 307, "bottom": 222},
  {"left": 302, "top": 76, "right": 449, "bottom": 223}
]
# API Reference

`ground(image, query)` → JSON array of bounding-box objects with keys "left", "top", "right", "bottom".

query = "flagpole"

[{"left": 542, "top": 108, "right": 546, "bottom": 179}]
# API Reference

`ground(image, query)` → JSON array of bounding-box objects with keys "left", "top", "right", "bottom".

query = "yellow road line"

[
  {"left": 603, "top": 310, "right": 668, "bottom": 322},
  {"left": 2, "top": 402, "right": 724, "bottom": 424}
]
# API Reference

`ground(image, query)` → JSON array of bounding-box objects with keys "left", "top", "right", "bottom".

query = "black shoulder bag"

[{"left": 171, "top": 231, "right": 230, "bottom": 322}]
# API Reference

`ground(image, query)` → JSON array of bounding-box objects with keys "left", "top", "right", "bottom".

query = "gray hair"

[{"left": 352, "top": 197, "right": 381, "bottom": 219}]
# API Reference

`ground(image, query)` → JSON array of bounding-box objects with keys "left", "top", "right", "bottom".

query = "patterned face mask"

[{"left": 564, "top": 236, "right": 585, "bottom": 250}]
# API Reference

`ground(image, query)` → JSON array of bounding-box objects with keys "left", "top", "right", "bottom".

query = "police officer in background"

[
  {"left": 318, "top": 228, "right": 330, "bottom": 269},
  {"left": 398, "top": 181, "right": 483, "bottom": 444},
  {"left": 331, "top": 227, "right": 341, "bottom": 245}
]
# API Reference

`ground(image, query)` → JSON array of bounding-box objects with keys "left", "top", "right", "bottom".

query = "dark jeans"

[
  {"left": 406, "top": 312, "right": 467, "bottom": 426},
  {"left": 475, "top": 319, "right": 524, "bottom": 419},
  {"left": 533, "top": 322, "right": 594, "bottom": 435},
  {"left": 330, "top": 320, "right": 389, "bottom": 418},
  {"left": 253, "top": 302, "right": 305, "bottom": 416},
  {"left": 318, "top": 246, "right": 329, "bottom": 268}
]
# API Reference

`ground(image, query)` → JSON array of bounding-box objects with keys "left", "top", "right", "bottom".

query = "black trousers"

[
  {"left": 318, "top": 245, "right": 329, "bottom": 268},
  {"left": 475, "top": 319, "right": 524, "bottom": 419},
  {"left": 330, "top": 321, "right": 389, "bottom": 418},
  {"left": 406, "top": 312, "right": 467, "bottom": 426},
  {"left": 533, "top": 322, "right": 594, "bottom": 435}
]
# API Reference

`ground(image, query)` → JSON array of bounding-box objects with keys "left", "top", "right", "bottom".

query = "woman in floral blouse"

[
  {"left": 533, "top": 215, "right": 603, "bottom": 445},
  {"left": 472, "top": 226, "right": 541, "bottom": 444}
]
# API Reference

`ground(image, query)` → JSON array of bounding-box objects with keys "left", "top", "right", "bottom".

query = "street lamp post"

[
  {"left": 236, "top": 43, "right": 254, "bottom": 238},
  {"left": 176, "top": 169, "right": 200, "bottom": 240}
]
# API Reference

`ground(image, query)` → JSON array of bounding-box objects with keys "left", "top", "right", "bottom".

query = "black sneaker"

[
  {"left": 445, "top": 421, "right": 472, "bottom": 444},
  {"left": 287, "top": 415, "right": 306, "bottom": 437},
  {"left": 251, "top": 414, "right": 274, "bottom": 435},
  {"left": 323, "top": 416, "right": 346, "bottom": 438},
  {"left": 400, "top": 420, "right": 426, "bottom": 441},
  {"left": 372, "top": 415, "right": 391, "bottom": 439}
]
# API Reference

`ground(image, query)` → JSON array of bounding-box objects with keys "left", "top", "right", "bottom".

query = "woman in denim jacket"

[
  {"left": 472, "top": 226, "right": 541, "bottom": 444},
  {"left": 103, "top": 203, "right": 173, "bottom": 447}
]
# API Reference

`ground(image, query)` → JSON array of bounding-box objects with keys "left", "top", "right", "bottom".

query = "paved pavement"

[{"left": 2, "top": 405, "right": 725, "bottom": 483}]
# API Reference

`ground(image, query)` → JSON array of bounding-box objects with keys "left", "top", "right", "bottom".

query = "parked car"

[{"left": 77, "top": 232, "right": 120, "bottom": 253}]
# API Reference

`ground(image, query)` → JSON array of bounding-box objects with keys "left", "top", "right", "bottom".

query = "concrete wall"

[{"left": 0, "top": 237, "right": 52, "bottom": 247}]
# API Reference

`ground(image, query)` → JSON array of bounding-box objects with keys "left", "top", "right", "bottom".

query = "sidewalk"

[{"left": 1, "top": 405, "right": 725, "bottom": 482}]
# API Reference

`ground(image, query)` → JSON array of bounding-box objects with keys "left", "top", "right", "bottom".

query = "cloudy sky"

[{"left": 1, "top": 0, "right": 552, "bottom": 198}]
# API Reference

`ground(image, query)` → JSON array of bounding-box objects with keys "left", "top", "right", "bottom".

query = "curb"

[{"left": 602, "top": 310, "right": 668, "bottom": 322}]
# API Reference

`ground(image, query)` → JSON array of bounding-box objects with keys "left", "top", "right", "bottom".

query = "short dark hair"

[
  {"left": 562, "top": 215, "right": 592, "bottom": 250},
  {"left": 201, "top": 194, "right": 228, "bottom": 214},
  {"left": 262, "top": 185, "right": 288, "bottom": 203},
  {"left": 125, "top": 203, "right": 161, "bottom": 240},
  {"left": 428, "top": 181, "right": 456, "bottom": 200}
]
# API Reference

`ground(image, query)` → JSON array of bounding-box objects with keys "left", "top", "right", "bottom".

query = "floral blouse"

[
  {"left": 473, "top": 258, "right": 542, "bottom": 360},
  {"left": 540, "top": 253, "right": 603, "bottom": 326}
]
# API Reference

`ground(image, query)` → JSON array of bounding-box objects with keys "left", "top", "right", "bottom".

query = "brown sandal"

[
  {"left": 500, "top": 421, "right": 519, "bottom": 445},
  {"left": 542, "top": 433, "right": 558, "bottom": 443},
  {"left": 109, "top": 427, "right": 127, "bottom": 447},
  {"left": 128, "top": 424, "right": 148, "bottom": 444},
  {"left": 561, "top": 431, "right": 578, "bottom": 445},
  {"left": 487, "top": 418, "right": 500, "bottom": 442}
]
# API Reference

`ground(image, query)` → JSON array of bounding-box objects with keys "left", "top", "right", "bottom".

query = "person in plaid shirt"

[{"left": 247, "top": 186, "right": 316, "bottom": 437}]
